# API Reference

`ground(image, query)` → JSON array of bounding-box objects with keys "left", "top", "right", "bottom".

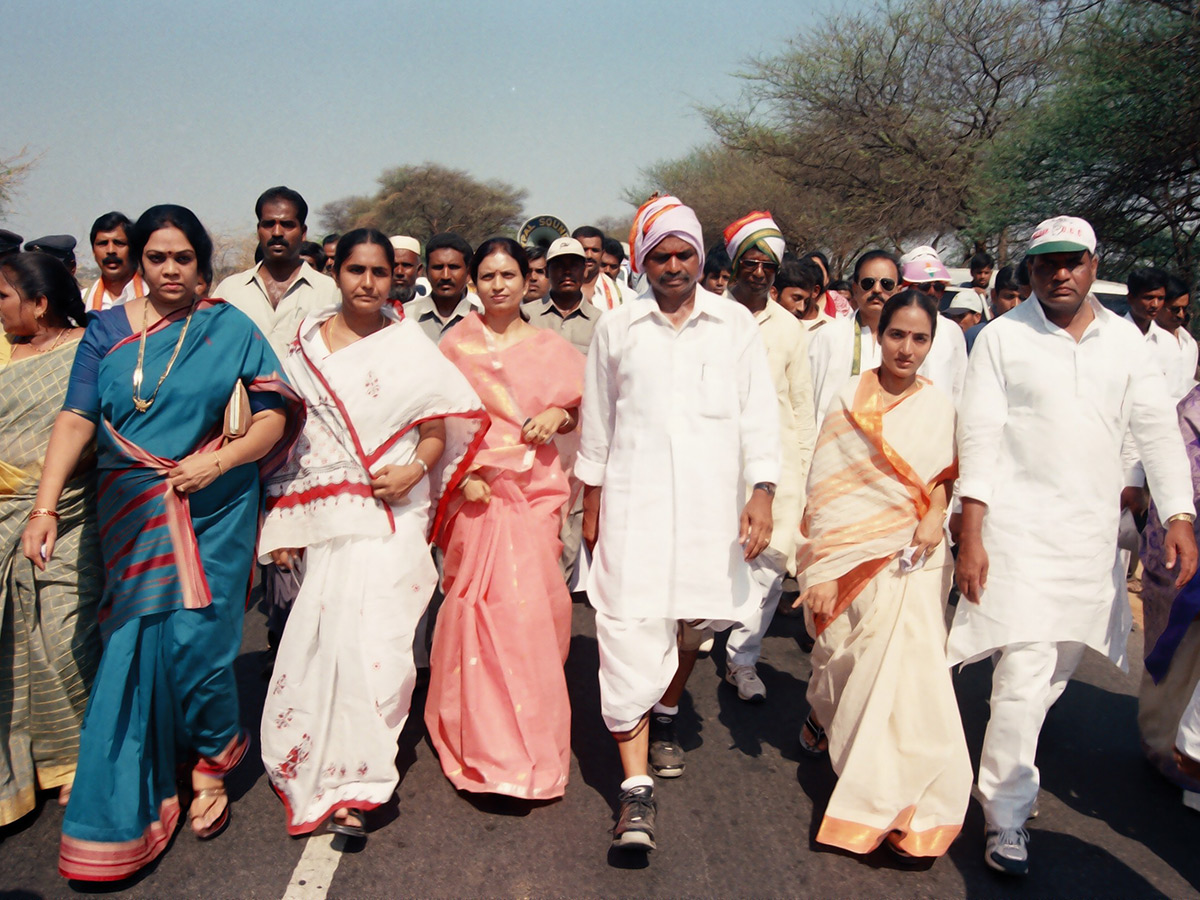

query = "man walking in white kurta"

[
  {"left": 721, "top": 210, "right": 816, "bottom": 702},
  {"left": 951, "top": 216, "right": 1198, "bottom": 876},
  {"left": 577, "top": 195, "right": 780, "bottom": 852}
]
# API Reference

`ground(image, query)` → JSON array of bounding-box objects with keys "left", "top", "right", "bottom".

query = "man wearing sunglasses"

[{"left": 808, "top": 250, "right": 968, "bottom": 424}]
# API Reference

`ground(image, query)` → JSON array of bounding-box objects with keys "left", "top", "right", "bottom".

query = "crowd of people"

[{"left": 1, "top": 184, "right": 1199, "bottom": 885}]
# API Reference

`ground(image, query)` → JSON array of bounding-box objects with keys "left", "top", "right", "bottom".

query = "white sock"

[
  {"left": 652, "top": 703, "right": 678, "bottom": 716},
  {"left": 621, "top": 774, "right": 654, "bottom": 792}
]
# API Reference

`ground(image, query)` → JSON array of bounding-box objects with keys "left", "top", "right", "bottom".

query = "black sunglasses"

[{"left": 858, "top": 277, "right": 897, "bottom": 292}]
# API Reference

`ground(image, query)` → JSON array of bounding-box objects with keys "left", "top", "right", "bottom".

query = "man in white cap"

[
  {"left": 943, "top": 292, "right": 984, "bottom": 333},
  {"left": 388, "top": 235, "right": 426, "bottom": 304},
  {"left": 951, "top": 214, "right": 1197, "bottom": 876},
  {"left": 719, "top": 211, "right": 815, "bottom": 703},
  {"left": 578, "top": 195, "right": 779, "bottom": 852},
  {"left": 530, "top": 237, "right": 602, "bottom": 587},
  {"left": 528, "top": 237, "right": 601, "bottom": 355}
]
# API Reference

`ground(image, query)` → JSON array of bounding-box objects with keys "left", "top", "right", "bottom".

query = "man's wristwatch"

[
  {"left": 753, "top": 482, "right": 776, "bottom": 497},
  {"left": 1167, "top": 512, "right": 1197, "bottom": 526}
]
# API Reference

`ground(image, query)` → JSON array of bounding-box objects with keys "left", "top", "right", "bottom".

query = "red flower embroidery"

[
  {"left": 357, "top": 763, "right": 369, "bottom": 777},
  {"left": 275, "top": 707, "right": 294, "bottom": 729},
  {"left": 274, "top": 734, "right": 311, "bottom": 782}
]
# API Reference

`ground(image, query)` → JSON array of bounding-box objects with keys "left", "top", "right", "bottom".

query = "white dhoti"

[
  {"left": 261, "top": 530, "right": 437, "bottom": 834},
  {"left": 977, "top": 640, "right": 1085, "bottom": 829},
  {"left": 594, "top": 613, "right": 735, "bottom": 732}
]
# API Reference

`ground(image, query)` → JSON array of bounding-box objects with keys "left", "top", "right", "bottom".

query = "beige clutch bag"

[{"left": 223, "top": 381, "right": 251, "bottom": 441}]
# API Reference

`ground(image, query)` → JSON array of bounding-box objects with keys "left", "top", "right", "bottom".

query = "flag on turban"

[
  {"left": 628, "top": 194, "right": 705, "bottom": 275},
  {"left": 723, "top": 211, "right": 786, "bottom": 273}
]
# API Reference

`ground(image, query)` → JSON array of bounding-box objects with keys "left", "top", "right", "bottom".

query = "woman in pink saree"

[{"left": 429, "top": 238, "right": 585, "bottom": 800}]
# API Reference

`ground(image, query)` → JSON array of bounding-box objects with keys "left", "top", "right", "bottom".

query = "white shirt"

[
  {"left": 404, "top": 292, "right": 482, "bottom": 344},
  {"left": 81, "top": 273, "right": 146, "bottom": 312},
  {"left": 807, "top": 311, "right": 967, "bottom": 425},
  {"left": 585, "top": 273, "right": 625, "bottom": 311},
  {"left": 576, "top": 286, "right": 781, "bottom": 620},
  {"left": 1171, "top": 321, "right": 1200, "bottom": 396},
  {"left": 213, "top": 261, "right": 339, "bottom": 356},
  {"left": 947, "top": 296, "right": 1194, "bottom": 668}
]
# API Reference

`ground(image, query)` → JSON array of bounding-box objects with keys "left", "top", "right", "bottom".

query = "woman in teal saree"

[{"left": 22, "top": 205, "right": 301, "bottom": 882}]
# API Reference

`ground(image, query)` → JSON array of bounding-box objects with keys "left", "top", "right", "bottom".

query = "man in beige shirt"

[
  {"left": 722, "top": 211, "right": 817, "bottom": 701},
  {"left": 528, "top": 237, "right": 602, "bottom": 355},
  {"left": 213, "top": 186, "right": 339, "bottom": 356}
]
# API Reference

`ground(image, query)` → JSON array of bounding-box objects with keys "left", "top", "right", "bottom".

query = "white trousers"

[
  {"left": 978, "top": 641, "right": 1085, "bottom": 829},
  {"left": 1178, "top": 678, "right": 1200, "bottom": 760},
  {"left": 726, "top": 562, "right": 784, "bottom": 667}
]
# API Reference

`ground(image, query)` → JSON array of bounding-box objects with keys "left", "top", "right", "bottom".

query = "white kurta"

[
  {"left": 947, "top": 296, "right": 1194, "bottom": 668},
  {"left": 808, "top": 312, "right": 967, "bottom": 425},
  {"left": 1124, "top": 313, "right": 1183, "bottom": 396},
  {"left": 576, "top": 287, "right": 781, "bottom": 621},
  {"left": 1167, "top": 325, "right": 1200, "bottom": 401}
]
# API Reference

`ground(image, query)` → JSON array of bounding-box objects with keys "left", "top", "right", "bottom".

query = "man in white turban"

[
  {"left": 577, "top": 195, "right": 781, "bottom": 852},
  {"left": 718, "top": 211, "right": 815, "bottom": 703}
]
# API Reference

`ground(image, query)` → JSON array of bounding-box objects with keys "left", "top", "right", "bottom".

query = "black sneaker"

[
  {"left": 649, "top": 713, "right": 685, "bottom": 777},
  {"left": 612, "top": 784, "right": 657, "bottom": 850}
]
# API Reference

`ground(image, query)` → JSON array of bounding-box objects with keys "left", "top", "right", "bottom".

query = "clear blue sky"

[{"left": 1, "top": 0, "right": 843, "bottom": 247}]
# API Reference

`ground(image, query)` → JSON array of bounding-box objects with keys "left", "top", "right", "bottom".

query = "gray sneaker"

[
  {"left": 725, "top": 663, "right": 767, "bottom": 702},
  {"left": 612, "top": 784, "right": 656, "bottom": 850},
  {"left": 648, "top": 713, "right": 685, "bottom": 777},
  {"left": 985, "top": 826, "right": 1030, "bottom": 875}
]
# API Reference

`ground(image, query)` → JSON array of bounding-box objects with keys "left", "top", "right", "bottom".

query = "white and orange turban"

[
  {"left": 723, "top": 211, "right": 786, "bottom": 273},
  {"left": 628, "top": 194, "right": 705, "bottom": 275}
]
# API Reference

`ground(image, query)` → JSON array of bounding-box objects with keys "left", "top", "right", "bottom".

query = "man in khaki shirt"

[
  {"left": 722, "top": 211, "right": 817, "bottom": 702},
  {"left": 213, "top": 186, "right": 339, "bottom": 356},
  {"left": 528, "top": 237, "right": 601, "bottom": 355}
]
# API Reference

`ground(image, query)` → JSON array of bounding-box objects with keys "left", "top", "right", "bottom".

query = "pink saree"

[{"left": 428, "top": 313, "right": 585, "bottom": 799}]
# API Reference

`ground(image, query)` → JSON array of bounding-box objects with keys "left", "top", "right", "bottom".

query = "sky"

[{"left": 0, "top": 0, "right": 848, "bottom": 252}]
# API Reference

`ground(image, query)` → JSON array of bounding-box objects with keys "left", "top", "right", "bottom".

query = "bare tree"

[
  {"left": 0, "top": 148, "right": 39, "bottom": 218},
  {"left": 703, "top": 0, "right": 1064, "bottom": 250}
]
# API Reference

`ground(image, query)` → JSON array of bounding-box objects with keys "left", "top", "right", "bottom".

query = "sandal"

[
  {"left": 328, "top": 807, "right": 366, "bottom": 839},
  {"left": 799, "top": 712, "right": 829, "bottom": 758},
  {"left": 189, "top": 786, "right": 230, "bottom": 840}
]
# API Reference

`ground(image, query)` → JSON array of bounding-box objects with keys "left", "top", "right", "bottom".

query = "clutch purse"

[{"left": 223, "top": 381, "right": 251, "bottom": 441}]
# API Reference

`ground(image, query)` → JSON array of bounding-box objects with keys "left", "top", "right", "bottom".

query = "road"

[{"left": 2, "top": 596, "right": 1198, "bottom": 899}]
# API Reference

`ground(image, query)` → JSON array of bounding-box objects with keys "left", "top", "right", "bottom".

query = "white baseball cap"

[
  {"left": 1027, "top": 216, "right": 1096, "bottom": 255},
  {"left": 546, "top": 237, "right": 586, "bottom": 262},
  {"left": 946, "top": 292, "right": 984, "bottom": 315}
]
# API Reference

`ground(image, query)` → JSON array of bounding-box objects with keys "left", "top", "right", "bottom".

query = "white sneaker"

[
  {"left": 985, "top": 826, "right": 1029, "bottom": 875},
  {"left": 725, "top": 663, "right": 767, "bottom": 703}
]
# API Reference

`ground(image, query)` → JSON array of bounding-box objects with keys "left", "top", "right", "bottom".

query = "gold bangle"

[
  {"left": 29, "top": 508, "right": 60, "bottom": 520},
  {"left": 1167, "top": 512, "right": 1196, "bottom": 525},
  {"left": 213, "top": 453, "right": 225, "bottom": 476}
]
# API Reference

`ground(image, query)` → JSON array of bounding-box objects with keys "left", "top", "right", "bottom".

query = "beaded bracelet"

[{"left": 29, "top": 508, "right": 60, "bottom": 520}]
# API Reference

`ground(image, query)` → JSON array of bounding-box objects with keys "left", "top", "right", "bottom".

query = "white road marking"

[{"left": 282, "top": 834, "right": 342, "bottom": 900}]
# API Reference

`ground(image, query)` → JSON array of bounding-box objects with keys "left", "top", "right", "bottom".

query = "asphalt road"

[{"left": 2, "top": 596, "right": 1198, "bottom": 899}]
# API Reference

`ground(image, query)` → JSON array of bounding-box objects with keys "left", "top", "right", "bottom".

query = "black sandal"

[
  {"left": 328, "top": 807, "right": 366, "bottom": 839},
  {"left": 798, "top": 712, "right": 828, "bottom": 758}
]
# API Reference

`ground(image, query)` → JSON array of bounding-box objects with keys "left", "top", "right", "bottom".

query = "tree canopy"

[{"left": 319, "top": 163, "right": 527, "bottom": 247}]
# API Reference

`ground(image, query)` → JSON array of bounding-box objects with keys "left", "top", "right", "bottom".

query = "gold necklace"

[
  {"left": 132, "top": 299, "right": 197, "bottom": 413},
  {"left": 29, "top": 328, "right": 68, "bottom": 354}
]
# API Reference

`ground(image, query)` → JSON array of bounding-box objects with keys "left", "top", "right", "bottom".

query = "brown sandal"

[{"left": 190, "top": 786, "right": 230, "bottom": 840}]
